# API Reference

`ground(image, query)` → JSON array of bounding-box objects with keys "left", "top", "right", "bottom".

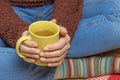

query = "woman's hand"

[
  {"left": 19, "top": 19, "right": 71, "bottom": 67},
  {"left": 40, "top": 28, "right": 71, "bottom": 67},
  {"left": 39, "top": 19, "right": 71, "bottom": 67},
  {"left": 20, "top": 30, "right": 41, "bottom": 64}
]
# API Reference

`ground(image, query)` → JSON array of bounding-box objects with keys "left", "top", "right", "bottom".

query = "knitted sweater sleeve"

[
  {"left": 0, "top": 0, "right": 29, "bottom": 47},
  {"left": 51, "top": 0, "right": 83, "bottom": 38}
]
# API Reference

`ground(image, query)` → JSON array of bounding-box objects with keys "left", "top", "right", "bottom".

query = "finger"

[
  {"left": 48, "top": 59, "right": 64, "bottom": 67},
  {"left": 20, "top": 45, "right": 40, "bottom": 54},
  {"left": 40, "top": 53, "right": 66, "bottom": 63},
  {"left": 21, "top": 52, "right": 39, "bottom": 59},
  {"left": 41, "top": 44, "right": 70, "bottom": 57},
  {"left": 43, "top": 37, "right": 67, "bottom": 51},
  {"left": 48, "top": 62, "right": 62, "bottom": 67},
  {"left": 50, "top": 19, "right": 68, "bottom": 36},
  {"left": 22, "top": 40, "right": 38, "bottom": 48},
  {"left": 22, "top": 30, "right": 29, "bottom": 36},
  {"left": 65, "top": 34, "right": 71, "bottom": 44},
  {"left": 23, "top": 58, "right": 36, "bottom": 64}
]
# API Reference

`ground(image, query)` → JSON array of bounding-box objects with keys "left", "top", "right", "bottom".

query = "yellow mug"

[{"left": 16, "top": 21, "right": 60, "bottom": 66}]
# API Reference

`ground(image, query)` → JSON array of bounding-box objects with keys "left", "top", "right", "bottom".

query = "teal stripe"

[
  {"left": 77, "top": 59, "right": 81, "bottom": 77},
  {"left": 61, "top": 62, "right": 64, "bottom": 78},
  {"left": 81, "top": 58, "right": 86, "bottom": 77},
  {"left": 104, "top": 57, "right": 108, "bottom": 74}
]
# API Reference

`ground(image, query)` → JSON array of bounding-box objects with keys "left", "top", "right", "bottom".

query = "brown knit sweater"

[{"left": 0, "top": 0, "right": 83, "bottom": 47}]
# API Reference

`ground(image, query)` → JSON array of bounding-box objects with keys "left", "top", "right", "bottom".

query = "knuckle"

[
  {"left": 19, "top": 45, "right": 23, "bottom": 52},
  {"left": 64, "top": 44, "right": 70, "bottom": 51},
  {"left": 67, "top": 44, "right": 71, "bottom": 49},
  {"left": 58, "top": 55, "right": 64, "bottom": 61},
  {"left": 67, "top": 35, "right": 71, "bottom": 41},
  {"left": 57, "top": 57, "right": 62, "bottom": 62},
  {"left": 57, "top": 52, "right": 62, "bottom": 57},
  {"left": 26, "top": 53, "right": 31, "bottom": 57},
  {"left": 54, "top": 44, "right": 59, "bottom": 49},
  {"left": 66, "top": 35, "right": 71, "bottom": 43},
  {"left": 26, "top": 48, "right": 31, "bottom": 52},
  {"left": 29, "top": 48, "right": 35, "bottom": 52},
  {"left": 43, "top": 52, "right": 49, "bottom": 57},
  {"left": 43, "top": 59, "right": 47, "bottom": 62}
]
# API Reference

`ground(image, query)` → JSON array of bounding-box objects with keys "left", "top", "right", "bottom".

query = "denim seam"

[
  {"left": 48, "top": 67, "right": 56, "bottom": 80},
  {"left": 79, "top": 17, "right": 106, "bottom": 28},
  {"left": 79, "top": 13, "right": 120, "bottom": 29},
  {"left": 103, "top": 0, "right": 120, "bottom": 17},
  {"left": 0, "top": 51, "right": 16, "bottom": 55},
  {"left": 80, "top": 0, "right": 120, "bottom": 28},
  {"left": 48, "top": 68, "right": 52, "bottom": 80}
]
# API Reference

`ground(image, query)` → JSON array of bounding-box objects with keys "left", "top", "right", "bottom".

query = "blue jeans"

[
  {"left": 0, "top": 47, "right": 56, "bottom": 80},
  {"left": 1, "top": 0, "right": 120, "bottom": 80}
]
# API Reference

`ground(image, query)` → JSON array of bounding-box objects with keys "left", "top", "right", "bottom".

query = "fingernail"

[
  {"left": 48, "top": 63, "right": 52, "bottom": 67},
  {"left": 32, "top": 43, "right": 37, "bottom": 47},
  {"left": 40, "top": 57, "right": 45, "bottom": 61},
  {"left": 44, "top": 47, "right": 49, "bottom": 51},
  {"left": 40, "top": 52, "right": 44, "bottom": 56}
]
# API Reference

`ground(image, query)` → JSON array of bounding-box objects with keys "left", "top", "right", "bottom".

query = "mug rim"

[{"left": 29, "top": 21, "right": 60, "bottom": 38}]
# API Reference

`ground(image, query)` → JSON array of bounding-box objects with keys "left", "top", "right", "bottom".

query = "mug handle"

[{"left": 16, "top": 36, "right": 31, "bottom": 59}]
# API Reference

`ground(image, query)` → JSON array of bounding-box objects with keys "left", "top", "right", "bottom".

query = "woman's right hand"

[{"left": 19, "top": 30, "right": 41, "bottom": 64}]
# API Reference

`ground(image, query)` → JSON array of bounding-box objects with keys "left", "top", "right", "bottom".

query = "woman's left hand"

[{"left": 40, "top": 20, "right": 71, "bottom": 67}]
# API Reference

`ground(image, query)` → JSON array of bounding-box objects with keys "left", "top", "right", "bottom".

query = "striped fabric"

[{"left": 54, "top": 56, "right": 120, "bottom": 79}]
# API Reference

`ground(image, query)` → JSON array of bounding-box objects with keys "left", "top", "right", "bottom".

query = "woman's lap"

[{"left": 0, "top": 47, "right": 56, "bottom": 80}]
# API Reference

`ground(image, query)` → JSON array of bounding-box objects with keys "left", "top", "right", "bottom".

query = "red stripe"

[
  {"left": 112, "top": 57, "right": 116, "bottom": 73},
  {"left": 67, "top": 59, "right": 72, "bottom": 78},
  {"left": 88, "top": 57, "right": 92, "bottom": 77}
]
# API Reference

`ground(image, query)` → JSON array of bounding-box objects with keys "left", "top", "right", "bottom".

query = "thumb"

[
  {"left": 22, "top": 30, "right": 29, "bottom": 36},
  {"left": 50, "top": 19, "right": 57, "bottom": 23},
  {"left": 60, "top": 26, "right": 68, "bottom": 36}
]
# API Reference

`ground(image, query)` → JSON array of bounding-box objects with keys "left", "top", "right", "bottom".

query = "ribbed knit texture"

[
  {"left": 52, "top": 0, "right": 83, "bottom": 37},
  {"left": 0, "top": 0, "right": 83, "bottom": 47},
  {"left": 0, "top": 0, "right": 29, "bottom": 47}
]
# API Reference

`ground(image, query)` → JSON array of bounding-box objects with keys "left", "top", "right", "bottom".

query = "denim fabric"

[
  {"left": 0, "top": 47, "right": 56, "bottom": 80},
  {"left": 68, "top": 0, "right": 120, "bottom": 57},
  {"left": 12, "top": 3, "right": 53, "bottom": 24},
  {"left": 1, "top": 0, "right": 120, "bottom": 80},
  {"left": 0, "top": 38, "right": 8, "bottom": 47}
]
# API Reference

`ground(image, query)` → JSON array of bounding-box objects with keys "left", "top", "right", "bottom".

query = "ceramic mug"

[{"left": 16, "top": 21, "right": 60, "bottom": 66}]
